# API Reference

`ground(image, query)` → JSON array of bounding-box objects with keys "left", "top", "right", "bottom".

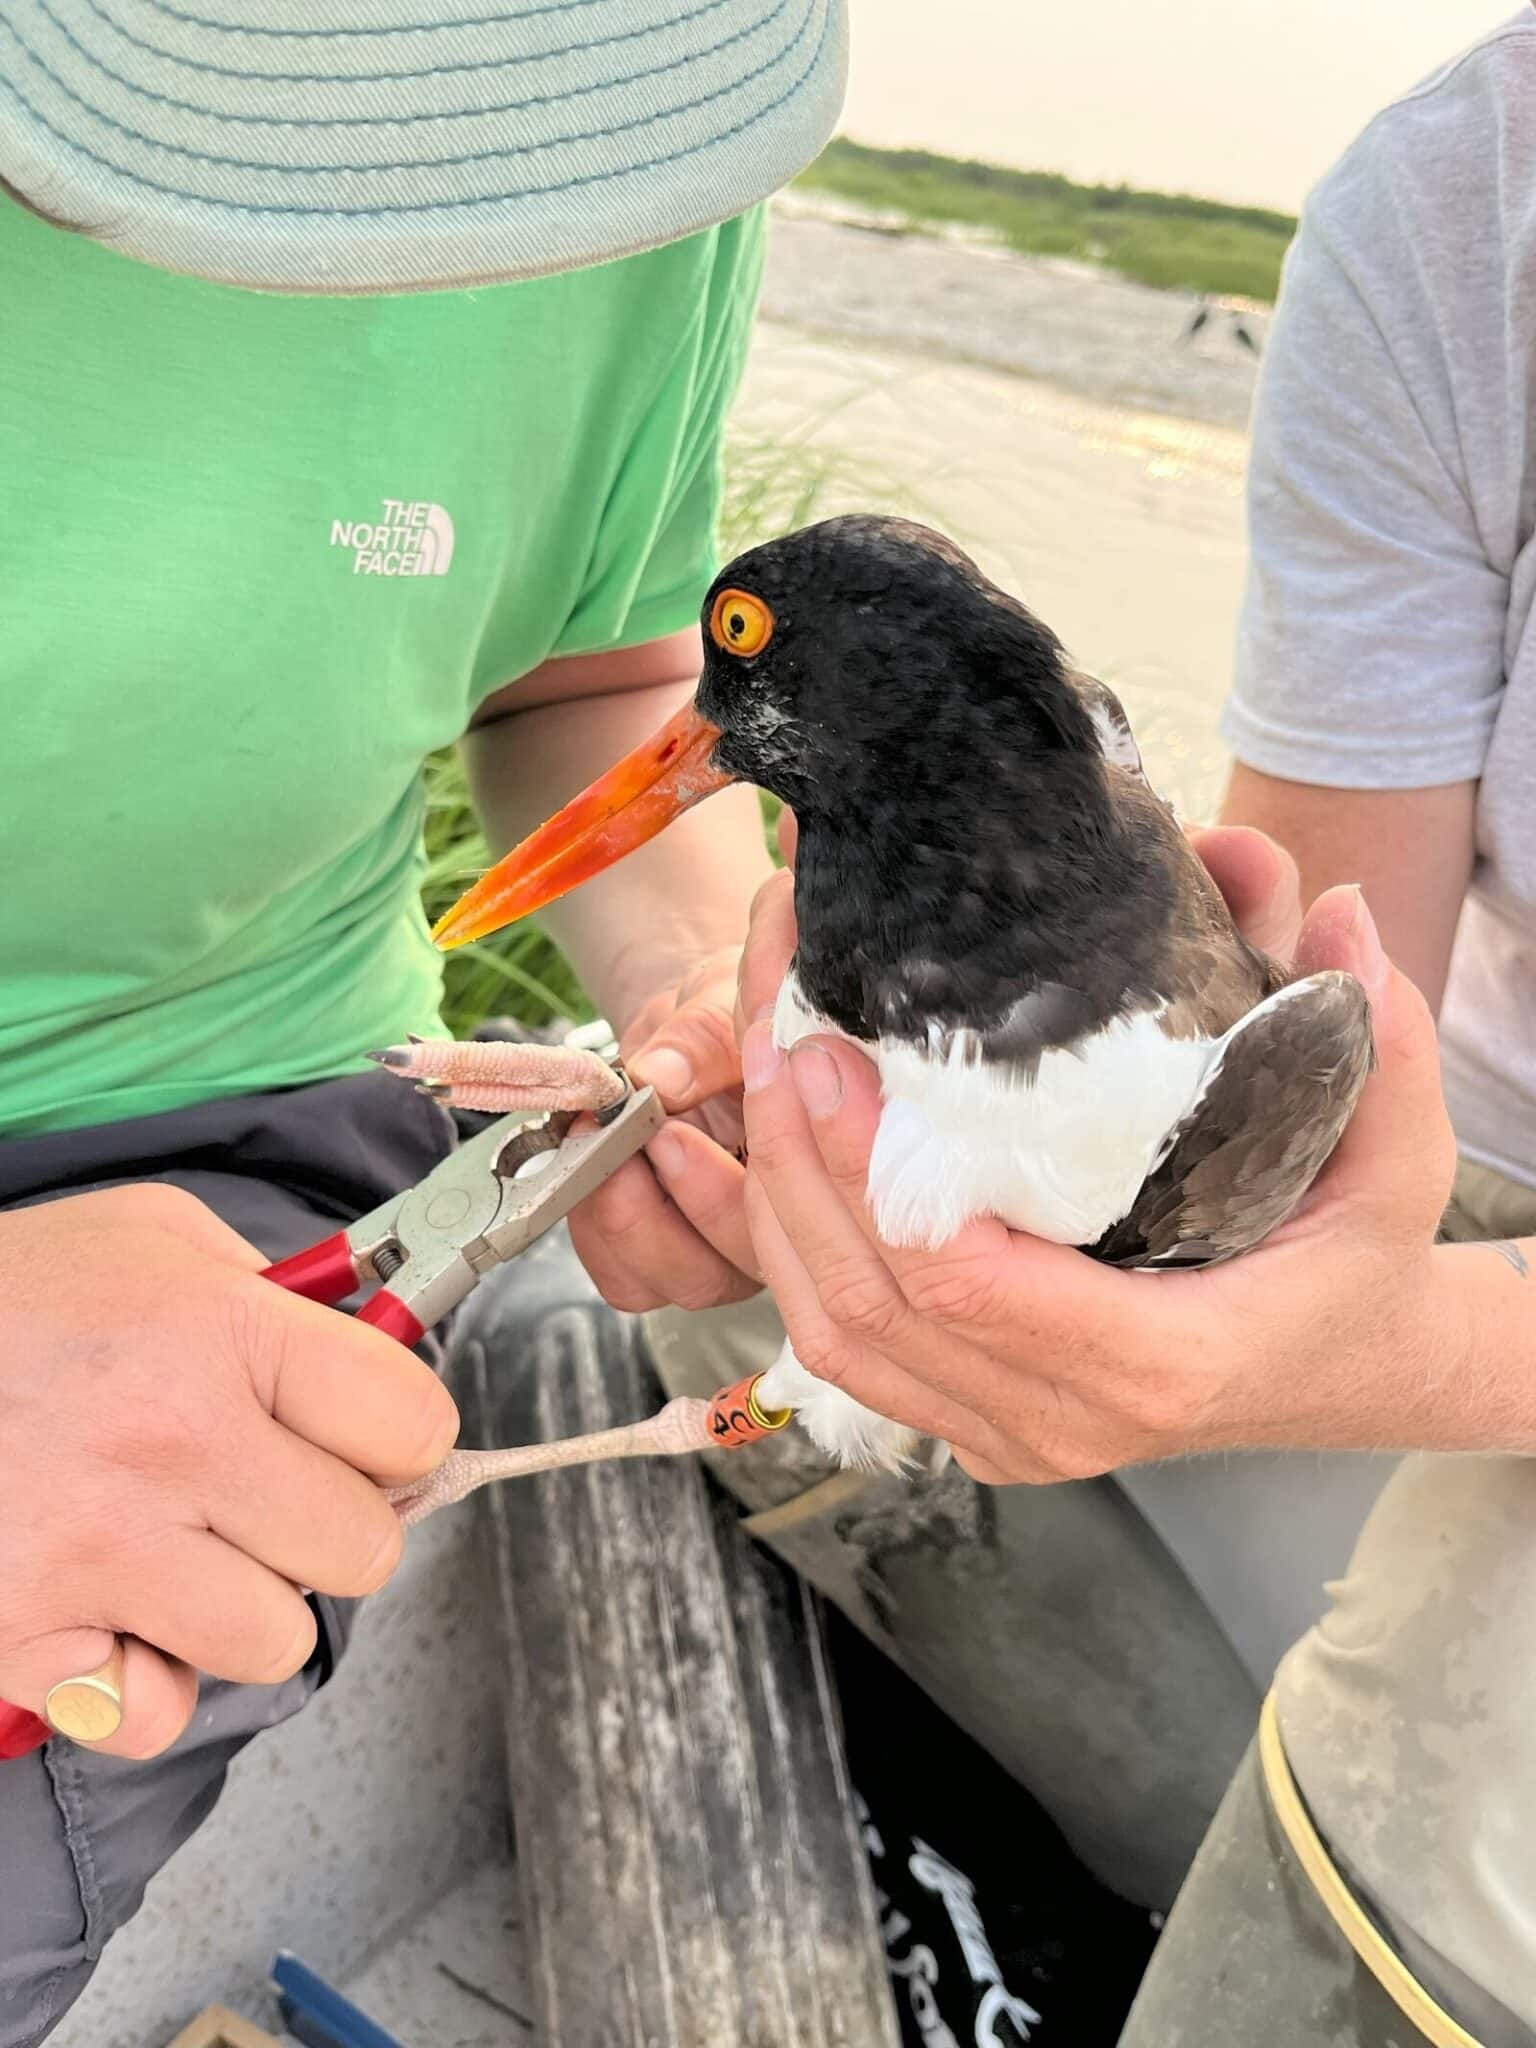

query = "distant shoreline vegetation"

[{"left": 795, "top": 138, "right": 1297, "bottom": 305}]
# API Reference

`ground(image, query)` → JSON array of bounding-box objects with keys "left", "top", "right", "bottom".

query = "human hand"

[
  {"left": 0, "top": 1186, "right": 459, "bottom": 1756},
  {"left": 738, "top": 825, "right": 1470, "bottom": 1481},
  {"left": 565, "top": 946, "right": 761, "bottom": 1311},
  {"left": 565, "top": 812, "right": 799, "bottom": 1315}
]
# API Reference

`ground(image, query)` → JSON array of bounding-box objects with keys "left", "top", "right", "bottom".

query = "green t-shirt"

[{"left": 0, "top": 198, "right": 763, "bottom": 1137}]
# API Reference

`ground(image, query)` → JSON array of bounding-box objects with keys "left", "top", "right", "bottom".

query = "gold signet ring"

[{"left": 45, "top": 1641, "right": 126, "bottom": 1744}]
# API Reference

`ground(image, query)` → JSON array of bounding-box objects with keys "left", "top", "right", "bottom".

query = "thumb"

[
  {"left": 1188, "top": 823, "right": 1302, "bottom": 962},
  {"left": 1295, "top": 885, "right": 1456, "bottom": 1232},
  {"left": 776, "top": 806, "right": 798, "bottom": 866},
  {"left": 736, "top": 869, "right": 797, "bottom": 1042},
  {"left": 628, "top": 986, "right": 742, "bottom": 1113}
]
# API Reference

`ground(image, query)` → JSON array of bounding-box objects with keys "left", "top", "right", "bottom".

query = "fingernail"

[
  {"left": 1348, "top": 886, "right": 1389, "bottom": 997},
  {"left": 631, "top": 1047, "right": 693, "bottom": 1104},
  {"left": 742, "top": 1022, "right": 782, "bottom": 1094},
  {"left": 790, "top": 1042, "right": 843, "bottom": 1118},
  {"left": 753, "top": 1001, "right": 777, "bottom": 1025},
  {"left": 648, "top": 1130, "right": 684, "bottom": 1180}
]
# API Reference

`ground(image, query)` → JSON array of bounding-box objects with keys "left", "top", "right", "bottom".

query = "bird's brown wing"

[{"left": 1089, "top": 970, "right": 1374, "bottom": 1269}]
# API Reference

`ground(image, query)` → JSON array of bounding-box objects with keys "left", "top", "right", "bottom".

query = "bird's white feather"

[
  {"left": 765, "top": 970, "right": 1314, "bottom": 1467},
  {"left": 768, "top": 976, "right": 914, "bottom": 1469},
  {"left": 756, "top": 1342, "right": 922, "bottom": 1470},
  {"left": 772, "top": 971, "right": 860, "bottom": 1057},
  {"left": 766, "top": 969, "right": 1223, "bottom": 1468},
  {"left": 1087, "top": 698, "right": 1144, "bottom": 776},
  {"left": 870, "top": 1007, "right": 1219, "bottom": 1250}
]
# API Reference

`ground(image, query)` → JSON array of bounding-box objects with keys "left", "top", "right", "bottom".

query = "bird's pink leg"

[
  {"left": 359, "top": 1033, "right": 800, "bottom": 1522},
  {"left": 386, "top": 1376, "right": 792, "bottom": 1526},
  {"left": 386, "top": 1398, "right": 717, "bottom": 1526}
]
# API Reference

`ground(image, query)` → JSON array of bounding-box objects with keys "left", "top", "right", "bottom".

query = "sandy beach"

[{"left": 743, "top": 207, "right": 1262, "bottom": 820}]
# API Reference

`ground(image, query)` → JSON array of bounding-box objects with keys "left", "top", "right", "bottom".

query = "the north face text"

[{"left": 329, "top": 499, "right": 455, "bottom": 577}]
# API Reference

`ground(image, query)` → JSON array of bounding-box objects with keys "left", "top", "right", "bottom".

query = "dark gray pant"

[{"left": 0, "top": 1075, "right": 455, "bottom": 2048}]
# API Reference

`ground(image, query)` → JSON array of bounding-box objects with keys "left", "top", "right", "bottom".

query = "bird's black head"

[
  {"left": 428, "top": 514, "right": 1111, "bottom": 954},
  {"left": 696, "top": 515, "right": 1098, "bottom": 822}
]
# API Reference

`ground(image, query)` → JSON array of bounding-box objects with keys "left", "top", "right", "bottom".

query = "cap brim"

[{"left": 0, "top": 0, "right": 846, "bottom": 291}]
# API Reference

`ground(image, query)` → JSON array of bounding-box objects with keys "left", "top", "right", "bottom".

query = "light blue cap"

[{"left": 0, "top": 0, "right": 846, "bottom": 290}]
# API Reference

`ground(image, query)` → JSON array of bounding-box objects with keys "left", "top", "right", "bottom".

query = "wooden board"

[{"left": 460, "top": 1277, "right": 900, "bottom": 2048}]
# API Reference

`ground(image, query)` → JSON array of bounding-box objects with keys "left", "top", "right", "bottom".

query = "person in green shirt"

[{"left": 0, "top": 3, "right": 845, "bottom": 2034}]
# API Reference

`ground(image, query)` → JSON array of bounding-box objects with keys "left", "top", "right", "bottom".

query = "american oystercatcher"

[{"left": 433, "top": 517, "right": 1372, "bottom": 1470}]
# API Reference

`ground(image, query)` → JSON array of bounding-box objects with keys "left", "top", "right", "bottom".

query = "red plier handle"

[
  {"left": 0, "top": 1706, "right": 49, "bottom": 1761},
  {"left": 0, "top": 1237, "right": 427, "bottom": 1761},
  {"left": 260, "top": 1232, "right": 427, "bottom": 1348}
]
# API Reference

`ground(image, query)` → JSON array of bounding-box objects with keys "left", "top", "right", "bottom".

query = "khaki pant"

[{"left": 1243, "top": 1160, "right": 1536, "bottom": 2043}]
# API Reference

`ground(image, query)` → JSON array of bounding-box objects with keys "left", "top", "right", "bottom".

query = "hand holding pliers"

[{"left": 0, "top": 1043, "right": 789, "bottom": 1760}]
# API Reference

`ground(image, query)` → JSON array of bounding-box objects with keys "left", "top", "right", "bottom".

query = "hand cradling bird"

[{"left": 429, "top": 516, "right": 1374, "bottom": 1473}]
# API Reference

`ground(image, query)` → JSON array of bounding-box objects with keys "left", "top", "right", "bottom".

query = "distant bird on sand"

[{"left": 1182, "top": 295, "right": 1262, "bottom": 357}]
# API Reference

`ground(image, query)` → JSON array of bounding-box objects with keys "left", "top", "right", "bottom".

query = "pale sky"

[{"left": 842, "top": 0, "right": 1515, "bottom": 213}]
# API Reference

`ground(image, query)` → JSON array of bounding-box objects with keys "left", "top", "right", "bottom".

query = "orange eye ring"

[{"left": 709, "top": 588, "right": 774, "bottom": 657}]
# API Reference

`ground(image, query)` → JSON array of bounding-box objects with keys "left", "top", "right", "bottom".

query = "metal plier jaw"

[{"left": 262, "top": 1077, "right": 664, "bottom": 1344}]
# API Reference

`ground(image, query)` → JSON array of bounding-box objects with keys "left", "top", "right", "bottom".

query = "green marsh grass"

[{"left": 796, "top": 139, "right": 1295, "bottom": 305}]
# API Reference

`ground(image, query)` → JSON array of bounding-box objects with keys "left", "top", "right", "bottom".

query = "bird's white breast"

[
  {"left": 772, "top": 971, "right": 1218, "bottom": 1252},
  {"left": 772, "top": 972, "right": 868, "bottom": 1059}
]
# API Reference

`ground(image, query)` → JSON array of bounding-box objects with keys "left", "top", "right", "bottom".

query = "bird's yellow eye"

[{"left": 709, "top": 588, "right": 773, "bottom": 657}]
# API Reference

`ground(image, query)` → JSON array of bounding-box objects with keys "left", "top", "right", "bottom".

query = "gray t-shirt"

[{"left": 1224, "top": 8, "right": 1536, "bottom": 1187}]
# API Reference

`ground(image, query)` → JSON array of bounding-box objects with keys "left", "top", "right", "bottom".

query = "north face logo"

[{"left": 329, "top": 499, "right": 454, "bottom": 577}]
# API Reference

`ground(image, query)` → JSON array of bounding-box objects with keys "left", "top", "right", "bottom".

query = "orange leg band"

[{"left": 704, "top": 1374, "right": 794, "bottom": 1449}]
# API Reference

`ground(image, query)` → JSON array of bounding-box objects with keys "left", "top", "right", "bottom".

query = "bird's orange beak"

[{"left": 431, "top": 699, "right": 732, "bottom": 949}]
